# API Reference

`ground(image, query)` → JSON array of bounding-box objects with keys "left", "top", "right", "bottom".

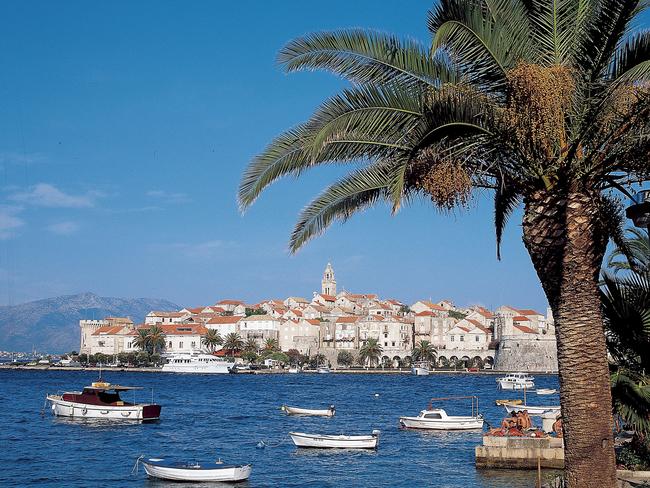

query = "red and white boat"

[{"left": 46, "top": 380, "right": 161, "bottom": 421}]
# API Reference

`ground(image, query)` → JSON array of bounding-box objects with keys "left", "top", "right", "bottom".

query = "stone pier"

[{"left": 475, "top": 435, "right": 564, "bottom": 469}]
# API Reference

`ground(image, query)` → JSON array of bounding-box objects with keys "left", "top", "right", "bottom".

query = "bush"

[
  {"left": 617, "top": 436, "right": 650, "bottom": 470},
  {"left": 337, "top": 351, "right": 354, "bottom": 367}
]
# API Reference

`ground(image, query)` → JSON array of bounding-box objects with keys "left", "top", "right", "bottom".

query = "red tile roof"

[
  {"left": 305, "top": 319, "right": 321, "bottom": 326},
  {"left": 513, "top": 316, "right": 531, "bottom": 322},
  {"left": 216, "top": 299, "right": 245, "bottom": 305},
  {"left": 158, "top": 324, "right": 208, "bottom": 335},
  {"left": 336, "top": 317, "right": 358, "bottom": 323},
  {"left": 317, "top": 294, "right": 336, "bottom": 302},
  {"left": 92, "top": 325, "right": 128, "bottom": 336},
  {"left": 518, "top": 309, "right": 543, "bottom": 316},
  {"left": 415, "top": 311, "right": 437, "bottom": 317},
  {"left": 513, "top": 324, "right": 538, "bottom": 334},
  {"left": 207, "top": 316, "right": 241, "bottom": 324}
]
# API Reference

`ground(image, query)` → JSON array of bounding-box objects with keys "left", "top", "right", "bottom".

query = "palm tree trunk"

[{"left": 523, "top": 188, "right": 616, "bottom": 488}]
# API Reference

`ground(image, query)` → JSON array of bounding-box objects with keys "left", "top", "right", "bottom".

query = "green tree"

[
  {"left": 244, "top": 338, "right": 259, "bottom": 353},
  {"left": 241, "top": 351, "right": 258, "bottom": 364},
  {"left": 146, "top": 324, "right": 166, "bottom": 355},
  {"left": 245, "top": 307, "right": 266, "bottom": 316},
  {"left": 337, "top": 350, "right": 354, "bottom": 367},
  {"left": 412, "top": 340, "right": 436, "bottom": 363},
  {"left": 136, "top": 351, "right": 150, "bottom": 366},
  {"left": 239, "top": 3, "right": 650, "bottom": 483},
  {"left": 602, "top": 231, "right": 650, "bottom": 435},
  {"left": 607, "top": 228, "right": 650, "bottom": 276},
  {"left": 117, "top": 352, "right": 130, "bottom": 366},
  {"left": 133, "top": 328, "right": 152, "bottom": 354},
  {"left": 263, "top": 337, "right": 280, "bottom": 352},
  {"left": 78, "top": 353, "right": 88, "bottom": 365},
  {"left": 201, "top": 329, "right": 223, "bottom": 352},
  {"left": 309, "top": 353, "right": 326, "bottom": 369},
  {"left": 358, "top": 338, "right": 382, "bottom": 368},
  {"left": 223, "top": 333, "right": 244, "bottom": 355},
  {"left": 286, "top": 348, "right": 302, "bottom": 365}
]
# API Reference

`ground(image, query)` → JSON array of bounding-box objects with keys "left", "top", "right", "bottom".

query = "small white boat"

[
  {"left": 138, "top": 457, "right": 252, "bottom": 482},
  {"left": 289, "top": 430, "right": 380, "bottom": 449},
  {"left": 317, "top": 367, "right": 330, "bottom": 374},
  {"left": 503, "top": 403, "right": 561, "bottom": 416},
  {"left": 411, "top": 361, "right": 431, "bottom": 376},
  {"left": 536, "top": 388, "right": 557, "bottom": 395},
  {"left": 282, "top": 405, "right": 335, "bottom": 417},
  {"left": 288, "top": 367, "right": 300, "bottom": 374},
  {"left": 399, "top": 408, "right": 483, "bottom": 430},
  {"left": 496, "top": 372, "right": 535, "bottom": 390}
]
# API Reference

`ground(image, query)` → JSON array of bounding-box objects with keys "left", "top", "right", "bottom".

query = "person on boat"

[
  {"left": 552, "top": 416, "right": 563, "bottom": 438},
  {"left": 519, "top": 410, "right": 532, "bottom": 430},
  {"left": 501, "top": 412, "right": 518, "bottom": 430}
]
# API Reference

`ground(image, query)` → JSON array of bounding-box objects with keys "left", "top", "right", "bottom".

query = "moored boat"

[
  {"left": 161, "top": 352, "right": 234, "bottom": 374},
  {"left": 495, "top": 399, "right": 522, "bottom": 406},
  {"left": 536, "top": 388, "right": 557, "bottom": 395},
  {"left": 281, "top": 405, "right": 335, "bottom": 417},
  {"left": 496, "top": 372, "right": 535, "bottom": 390},
  {"left": 317, "top": 367, "right": 330, "bottom": 374},
  {"left": 46, "top": 380, "right": 161, "bottom": 421},
  {"left": 411, "top": 361, "right": 431, "bottom": 376},
  {"left": 289, "top": 430, "right": 380, "bottom": 449},
  {"left": 502, "top": 403, "right": 561, "bottom": 416},
  {"left": 399, "top": 396, "right": 483, "bottom": 430},
  {"left": 137, "top": 457, "right": 252, "bottom": 482},
  {"left": 288, "top": 366, "right": 300, "bottom": 374}
]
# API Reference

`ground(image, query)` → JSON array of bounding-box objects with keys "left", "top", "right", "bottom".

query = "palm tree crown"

[
  {"left": 201, "top": 329, "right": 223, "bottom": 352},
  {"left": 359, "top": 338, "right": 383, "bottom": 367},
  {"left": 223, "top": 333, "right": 244, "bottom": 355},
  {"left": 412, "top": 340, "right": 436, "bottom": 362}
]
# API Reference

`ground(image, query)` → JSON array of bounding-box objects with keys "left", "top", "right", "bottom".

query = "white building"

[
  {"left": 238, "top": 315, "right": 280, "bottom": 346},
  {"left": 145, "top": 311, "right": 189, "bottom": 325},
  {"left": 279, "top": 318, "right": 320, "bottom": 354}
]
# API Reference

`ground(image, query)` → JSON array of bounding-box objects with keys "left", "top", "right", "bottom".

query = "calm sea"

[{"left": 0, "top": 369, "right": 560, "bottom": 487}]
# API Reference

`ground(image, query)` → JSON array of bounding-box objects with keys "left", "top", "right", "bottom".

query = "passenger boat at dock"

[
  {"left": 289, "top": 430, "right": 380, "bottom": 449},
  {"left": 136, "top": 457, "right": 252, "bottom": 482},
  {"left": 46, "top": 380, "right": 161, "bottom": 421},
  {"left": 496, "top": 372, "right": 535, "bottom": 390},
  {"left": 161, "top": 352, "right": 234, "bottom": 374}
]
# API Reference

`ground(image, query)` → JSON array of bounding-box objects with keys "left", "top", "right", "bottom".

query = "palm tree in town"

[
  {"left": 264, "top": 337, "right": 280, "bottom": 352},
  {"left": 244, "top": 338, "right": 259, "bottom": 353},
  {"left": 358, "top": 338, "right": 383, "bottom": 368},
  {"left": 133, "top": 328, "right": 151, "bottom": 353},
  {"left": 412, "top": 340, "right": 436, "bottom": 363},
  {"left": 147, "top": 324, "right": 166, "bottom": 355},
  {"left": 201, "top": 329, "right": 223, "bottom": 352},
  {"left": 607, "top": 228, "right": 650, "bottom": 276},
  {"left": 239, "top": 2, "right": 650, "bottom": 484},
  {"left": 223, "top": 333, "right": 244, "bottom": 356}
]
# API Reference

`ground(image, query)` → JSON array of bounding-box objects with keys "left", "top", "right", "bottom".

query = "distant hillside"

[{"left": 0, "top": 292, "right": 179, "bottom": 353}]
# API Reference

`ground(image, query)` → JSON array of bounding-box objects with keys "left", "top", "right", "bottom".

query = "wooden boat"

[
  {"left": 46, "top": 380, "right": 161, "bottom": 421},
  {"left": 289, "top": 430, "right": 380, "bottom": 449},
  {"left": 138, "top": 457, "right": 252, "bottom": 482},
  {"left": 536, "top": 388, "right": 557, "bottom": 395},
  {"left": 503, "top": 403, "right": 561, "bottom": 416},
  {"left": 399, "top": 396, "right": 483, "bottom": 430},
  {"left": 495, "top": 399, "right": 522, "bottom": 406},
  {"left": 281, "top": 405, "right": 335, "bottom": 417}
]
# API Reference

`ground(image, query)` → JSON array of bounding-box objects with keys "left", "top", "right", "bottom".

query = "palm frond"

[
  {"left": 278, "top": 30, "right": 458, "bottom": 88},
  {"left": 611, "top": 369, "right": 650, "bottom": 435},
  {"left": 609, "top": 30, "right": 650, "bottom": 84},
  {"left": 289, "top": 163, "right": 398, "bottom": 252},
  {"left": 494, "top": 178, "right": 522, "bottom": 260}
]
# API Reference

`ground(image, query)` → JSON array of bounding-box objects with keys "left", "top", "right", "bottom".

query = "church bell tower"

[{"left": 321, "top": 263, "right": 337, "bottom": 296}]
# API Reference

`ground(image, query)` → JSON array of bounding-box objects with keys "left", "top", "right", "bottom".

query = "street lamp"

[{"left": 625, "top": 189, "right": 650, "bottom": 231}]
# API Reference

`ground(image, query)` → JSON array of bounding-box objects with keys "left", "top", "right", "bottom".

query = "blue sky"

[{"left": 0, "top": 1, "right": 646, "bottom": 311}]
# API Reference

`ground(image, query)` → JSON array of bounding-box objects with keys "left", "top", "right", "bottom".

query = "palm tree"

[
  {"left": 244, "top": 338, "right": 259, "bottom": 353},
  {"left": 412, "top": 340, "right": 436, "bottom": 363},
  {"left": 602, "top": 234, "right": 650, "bottom": 435},
  {"left": 607, "top": 228, "right": 650, "bottom": 276},
  {"left": 264, "top": 337, "right": 280, "bottom": 352},
  {"left": 223, "top": 333, "right": 244, "bottom": 355},
  {"left": 201, "top": 329, "right": 223, "bottom": 352},
  {"left": 358, "top": 338, "right": 383, "bottom": 368},
  {"left": 133, "top": 328, "right": 151, "bottom": 353},
  {"left": 147, "top": 324, "right": 166, "bottom": 355},
  {"left": 239, "top": 3, "right": 650, "bottom": 483}
]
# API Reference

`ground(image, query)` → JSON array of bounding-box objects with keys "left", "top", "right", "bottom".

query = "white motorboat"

[
  {"left": 399, "top": 396, "right": 483, "bottom": 430},
  {"left": 46, "top": 381, "right": 161, "bottom": 421},
  {"left": 281, "top": 405, "right": 335, "bottom": 417},
  {"left": 138, "top": 457, "right": 252, "bottom": 482},
  {"left": 289, "top": 430, "right": 380, "bottom": 449},
  {"left": 317, "top": 367, "right": 331, "bottom": 374},
  {"left": 536, "top": 388, "right": 557, "bottom": 395},
  {"left": 503, "top": 403, "right": 561, "bottom": 416},
  {"left": 399, "top": 408, "right": 483, "bottom": 430},
  {"left": 161, "top": 352, "right": 234, "bottom": 374},
  {"left": 288, "top": 367, "right": 300, "bottom": 374},
  {"left": 411, "top": 361, "right": 431, "bottom": 376},
  {"left": 496, "top": 372, "right": 535, "bottom": 390}
]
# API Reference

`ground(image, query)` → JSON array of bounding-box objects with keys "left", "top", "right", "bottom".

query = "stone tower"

[{"left": 321, "top": 263, "right": 337, "bottom": 296}]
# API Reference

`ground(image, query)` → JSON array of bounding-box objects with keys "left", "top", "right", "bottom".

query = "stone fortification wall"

[{"left": 494, "top": 336, "right": 558, "bottom": 372}]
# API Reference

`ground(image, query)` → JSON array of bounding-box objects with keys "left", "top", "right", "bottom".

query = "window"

[
  {"left": 168, "top": 341, "right": 172, "bottom": 348},
  {"left": 191, "top": 341, "right": 196, "bottom": 348},
  {"left": 424, "top": 413, "right": 442, "bottom": 419},
  {"left": 392, "top": 342, "right": 395, "bottom": 347},
  {"left": 475, "top": 336, "right": 480, "bottom": 342},
  {"left": 384, "top": 342, "right": 388, "bottom": 346},
  {"left": 384, "top": 333, "right": 388, "bottom": 338},
  {"left": 179, "top": 341, "right": 184, "bottom": 348},
  {"left": 451, "top": 336, "right": 455, "bottom": 342},
  {"left": 460, "top": 336, "right": 464, "bottom": 342}
]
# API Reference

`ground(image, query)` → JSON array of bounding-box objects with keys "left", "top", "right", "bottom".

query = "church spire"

[{"left": 321, "top": 262, "right": 336, "bottom": 296}]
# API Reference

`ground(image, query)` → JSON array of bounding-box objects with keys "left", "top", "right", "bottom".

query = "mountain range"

[{"left": 0, "top": 292, "right": 179, "bottom": 353}]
